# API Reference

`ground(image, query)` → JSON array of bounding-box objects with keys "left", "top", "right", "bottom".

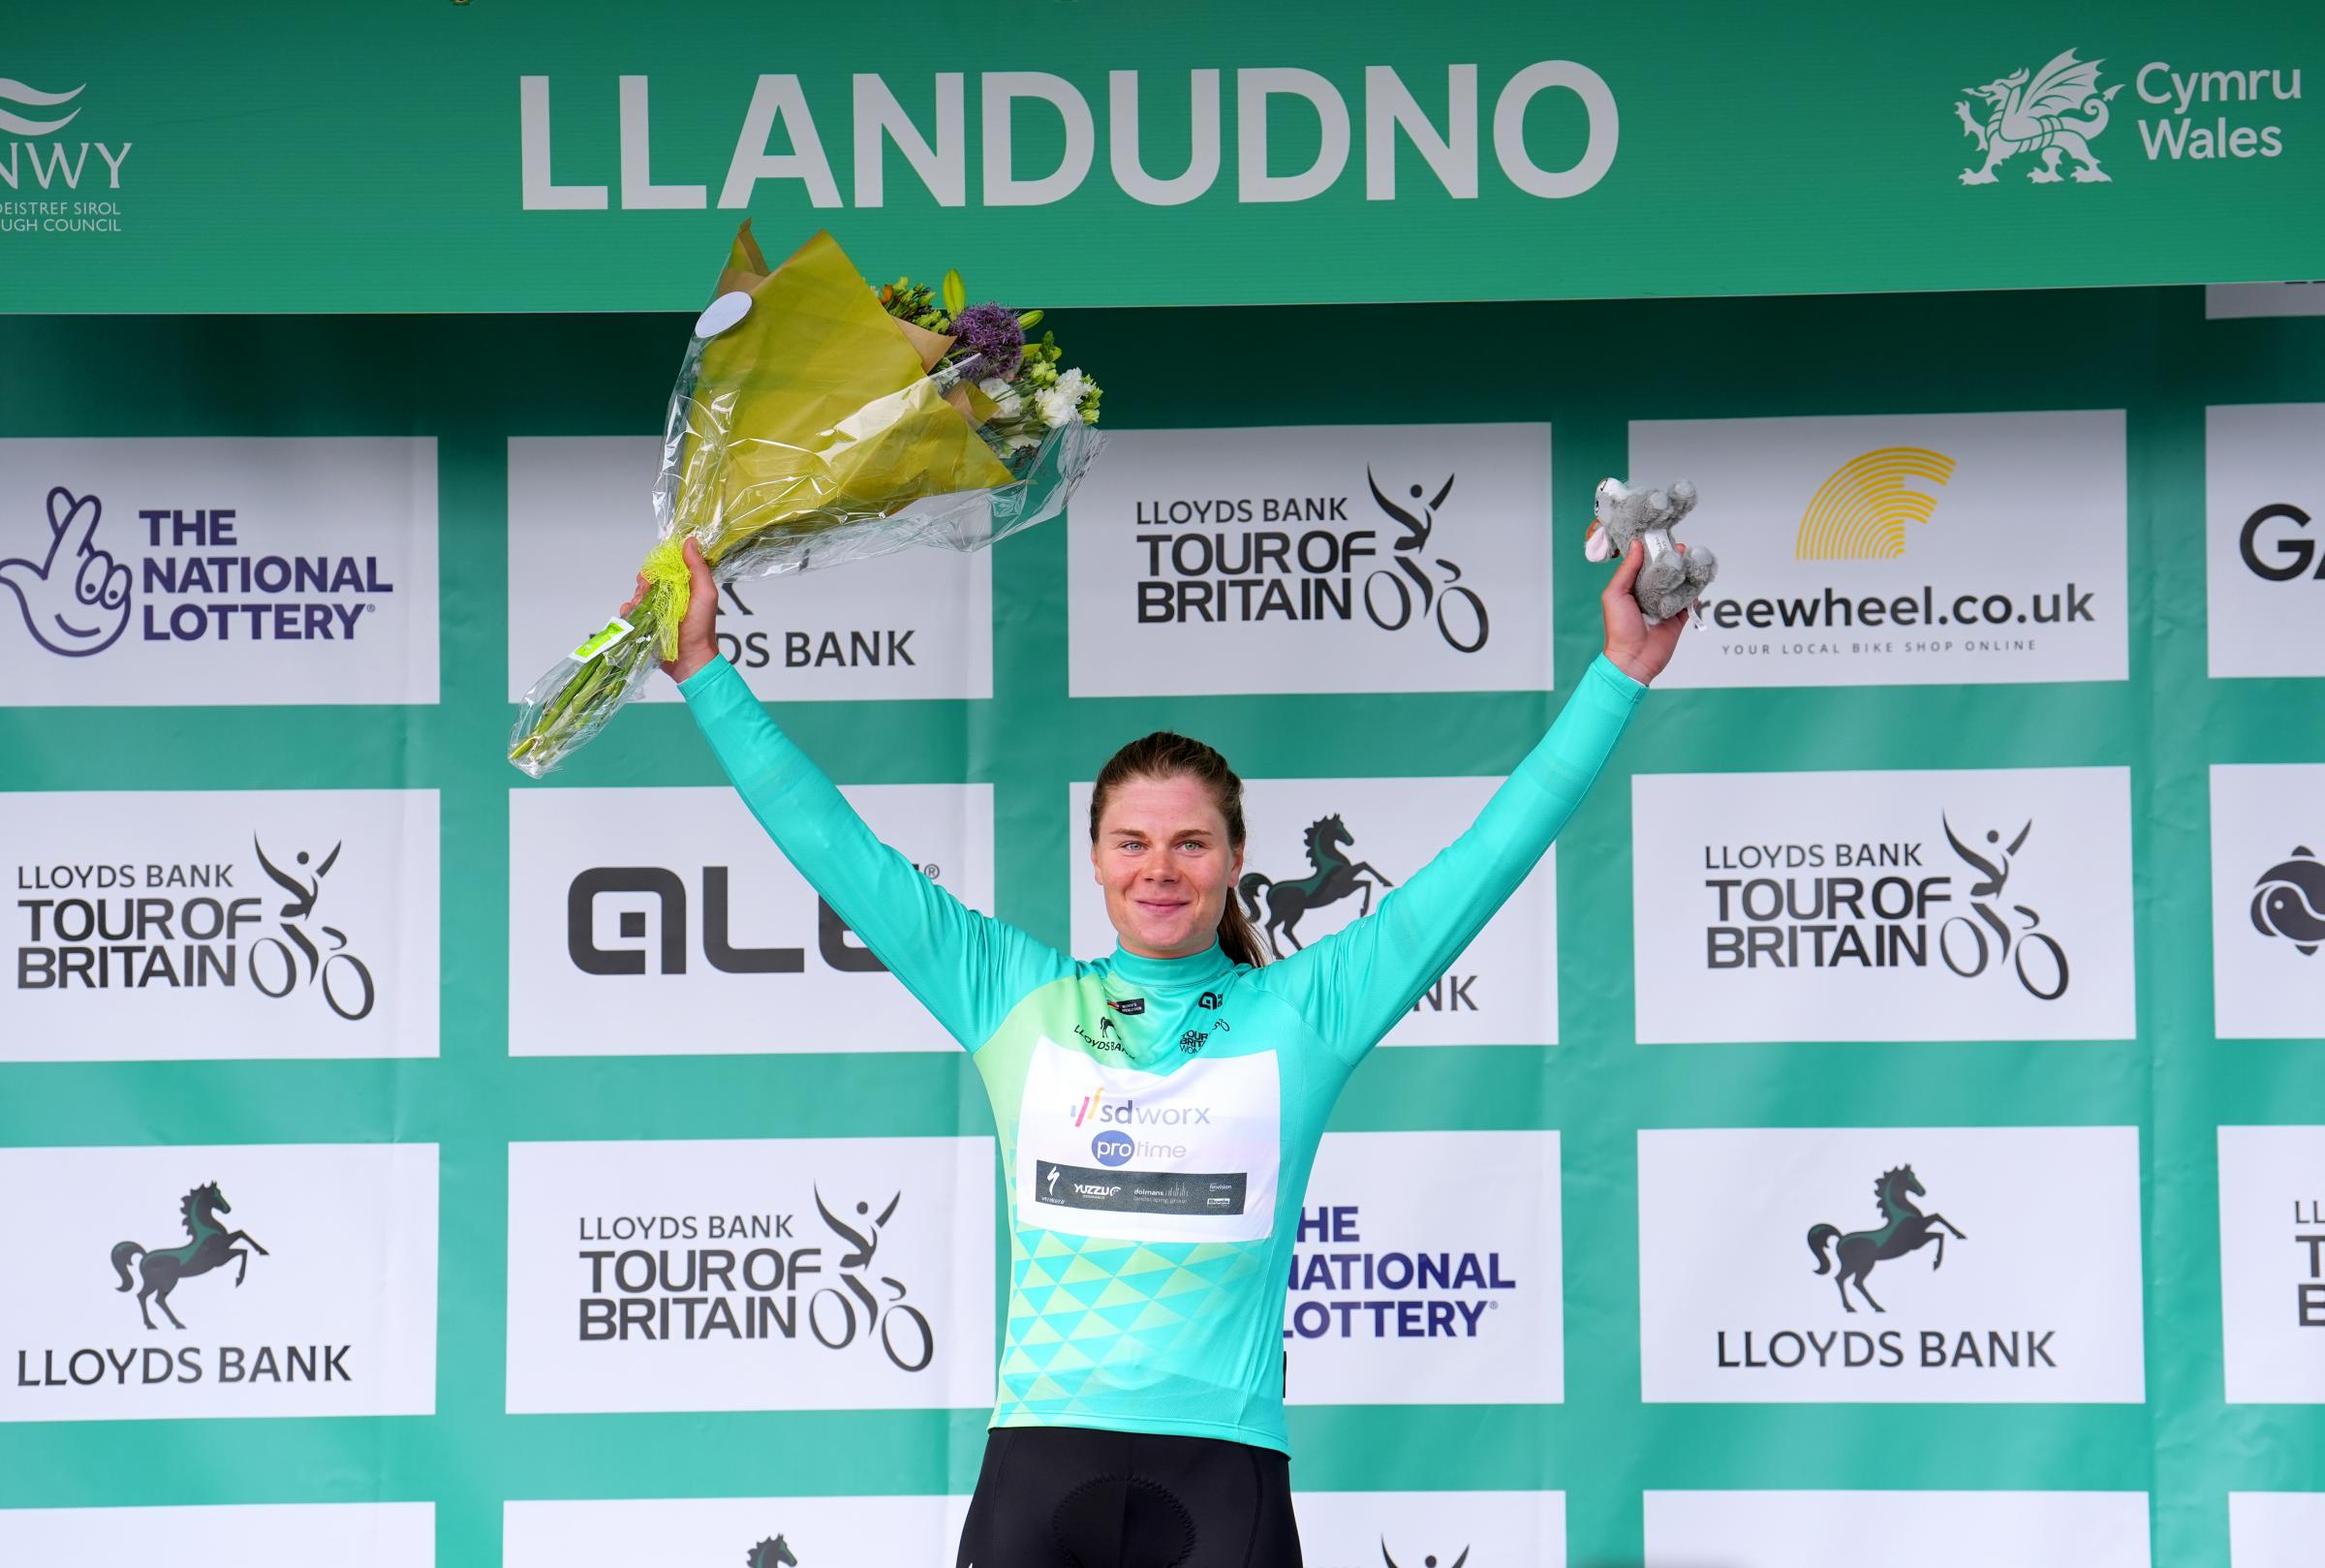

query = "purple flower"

[{"left": 949, "top": 302, "right": 1024, "bottom": 381}]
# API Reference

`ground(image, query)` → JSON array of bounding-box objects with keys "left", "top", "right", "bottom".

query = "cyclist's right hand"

[{"left": 618, "top": 535, "right": 721, "bottom": 683}]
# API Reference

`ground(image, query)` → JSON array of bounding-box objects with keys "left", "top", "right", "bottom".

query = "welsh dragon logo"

[{"left": 1955, "top": 49, "right": 2125, "bottom": 185}]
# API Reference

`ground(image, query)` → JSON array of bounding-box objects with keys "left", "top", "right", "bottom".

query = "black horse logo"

[
  {"left": 110, "top": 1181, "right": 271, "bottom": 1330},
  {"left": 1237, "top": 814, "right": 1399, "bottom": 956},
  {"left": 1806, "top": 1164, "right": 1967, "bottom": 1313}
]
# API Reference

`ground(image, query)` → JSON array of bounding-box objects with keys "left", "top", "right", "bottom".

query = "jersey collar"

[{"left": 1107, "top": 940, "right": 1236, "bottom": 991}]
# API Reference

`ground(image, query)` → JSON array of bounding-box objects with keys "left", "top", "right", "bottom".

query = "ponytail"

[{"left": 1091, "top": 731, "right": 1269, "bottom": 968}]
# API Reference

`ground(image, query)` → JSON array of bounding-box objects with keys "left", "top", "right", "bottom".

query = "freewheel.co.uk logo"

[
  {"left": 1238, "top": 812, "right": 1400, "bottom": 958},
  {"left": 0, "top": 75, "right": 130, "bottom": 235},
  {"left": 0, "top": 494, "right": 398, "bottom": 658},
  {"left": 1951, "top": 48, "right": 2301, "bottom": 185},
  {"left": 1793, "top": 448, "right": 1954, "bottom": 560},
  {"left": 17, "top": 831, "right": 378, "bottom": 1022}
]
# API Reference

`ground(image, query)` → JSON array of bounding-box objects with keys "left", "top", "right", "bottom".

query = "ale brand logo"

[
  {"left": 1630, "top": 766, "right": 2134, "bottom": 1044},
  {"left": 1285, "top": 1131, "right": 1559, "bottom": 1406},
  {"left": 0, "top": 1503, "right": 433, "bottom": 1565},
  {"left": 2231, "top": 1492, "right": 2325, "bottom": 1568},
  {"left": 1638, "top": 1127, "right": 2144, "bottom": 1403},
  {"left": 509, "top": 785, "right": 992, "bottom": 1055},
  {"left": 2216, "top": 1126, "right": 2325, "bottom": 1403},
  {"left": 504, "top": 1137, "right": 994, "bottom": 1413},
  {"left": 2209, "top": 765, "right": 2325, "bottom": 1039},
  {"left": 0, "top": 438, "right": 438, "bottom": 705},
  {"left": 1065, "top": 424, "right": 1554, "bottom": 697},
  {"left": 1633, "top": 411, "right": 2126, "bottom": 689},
  {"left": 502, "top": 1496, "right": 974, "bottom": 1567},
  {"left": 2, "top": 789, "right": 440, "bottom": 1062},
  {"left": 506, "top": 438, "right": 992, "bottom": 703},
  {"left": 1070, "top": 776, "right": 1557, "bottom": 1046},
  {"left": 1293, "top": 1491, "right": 1566, "bottom": 1568},
  {"left": 2207, "top": 405, "right": 2325, "bottom": 678},
  {"left": 0, "top": 1143, "right": 438, "bottom": 1422},
  {"left": 1646, "top": 1491, "right": 2151, "bottom": 1568}
]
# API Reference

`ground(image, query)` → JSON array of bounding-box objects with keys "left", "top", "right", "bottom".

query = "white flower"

[
  {"left": 1052, "top": 368, "right": 1086, "bottom": 406},
  {"left": 1035, "top": 385, "right": 1076, "bottom": 428},
  {"left": 977, "top": 376, "right": 1022, "bottom": 419}
]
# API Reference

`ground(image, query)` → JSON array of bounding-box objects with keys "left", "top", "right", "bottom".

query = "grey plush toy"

[{"left": 1585, "top": 477, "right": 1718, "bottom": 626}]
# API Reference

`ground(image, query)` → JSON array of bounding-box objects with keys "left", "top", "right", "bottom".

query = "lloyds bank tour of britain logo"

[
  {"left": 1950, "top": 47, "right": 2298, "bottom": 185},
  {"left": 1138, "top": 465, "right": 1490, "bottom": 654},
  {"left": 576, "top": 1186, "right": 935, "bottom": 1374},
  {"left": 1706, "top": 810, "right": 2071, "bottom": 1000},
  {"left": 17, "top": 832, "right": 378, "bottom": 1021}
]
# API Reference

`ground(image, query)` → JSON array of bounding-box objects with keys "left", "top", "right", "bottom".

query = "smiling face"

[{"left": 1091, "top": 772, "right": 1245, "bottom": 960}]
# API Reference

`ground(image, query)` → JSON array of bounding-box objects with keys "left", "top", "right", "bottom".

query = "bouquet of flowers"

[{"left": 509, "top": 224, "right": 1104, "bottom": 777}]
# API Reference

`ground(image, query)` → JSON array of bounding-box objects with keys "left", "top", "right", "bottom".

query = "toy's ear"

[{"left": 1584, "top": 522, "right": 1614, "bottom": 563}]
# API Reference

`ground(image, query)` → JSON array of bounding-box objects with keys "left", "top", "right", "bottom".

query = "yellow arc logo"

[{"left": 1795, "top": 447, "right": 1957, "bottom": 560}]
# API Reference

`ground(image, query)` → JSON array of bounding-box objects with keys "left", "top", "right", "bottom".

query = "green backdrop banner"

[
  {"left": 0, "top": 282, "right": 2321, "bottom": 1566},
  {"left": 4, "top": 2, "right": 2323, "bottom": 313}
]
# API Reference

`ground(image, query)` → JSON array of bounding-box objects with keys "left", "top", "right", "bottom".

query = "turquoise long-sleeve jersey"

[{"left": 681, "top": 653, "right": 1644, "bottom": 1454}]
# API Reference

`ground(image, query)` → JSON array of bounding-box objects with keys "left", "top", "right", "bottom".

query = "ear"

[{"left": 1584, "top": 523, "right": 1614, "bottom": 563}]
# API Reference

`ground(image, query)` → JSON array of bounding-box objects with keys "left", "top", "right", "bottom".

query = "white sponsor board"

[
  {"left": 1296, "top": 1490, "right": 1565, "bottom": 1568},
  {"left": 0, "top": 1502, "right": 433, "bottom": 1565},
  {"left": 1, "top": 788, "right": 440, "bottom": 1061},
  {"left": 1637, "top": 1127, "right": 2144, "bottom": 1403},
  {"left": 1070, "top": 776, "right": 1556, "bottom": 1046},
  {"left": 509, "top": 784, "right": 993, "bottom": 1054},
  {"left": 2209, "top": 283, "right": 2325, "bottom": 319},
  {"left": 1643, "top": 1490, "right": 2150, "bottom": 1567},
  {"left": 1066, "top": 423, "right": 1553, "bottom": 696},
  {"left": 0, "top": 1143, "right": 439, "bottom": 1421},
  {"left": 2231, "top": 1492, "right": 2325, "bottom": 1568},
  {"left": 0, "top": 437, "right": 438, "bottom": 704},
  {"left": 2218, "top": 1126, "right": 2325, "bottom": 1402},
  {"left": 2211, "top": 765, "right": 2325, "bottom": 1039},
  {"left": 506, "top": 437, "right": 992, "bottom": 702},
  {"left": 1286, "top": 1131, "right": 1561, "bottom": 1405},
  {"left": 506, "top": 1136, "right": 994, "bottom": 1413},
  {"left": 1631, "top": 767, "right": 2134, "bottom": 1043},
  {"left": 1629, "top": 411, "right": 2126, "bottom": 689},
  {"left": 2207, "top": 407, "right": 2325, "bottom": 678},
  {"left": 504, "top": 1494, "right": 970, "bottom": 1567}
]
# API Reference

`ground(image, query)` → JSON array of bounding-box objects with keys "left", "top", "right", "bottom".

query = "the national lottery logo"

[
  {"left": 577, "top": 1185, "right": 935, "bottom": 1374},
  {"left": 0, "top": 494, "right": 397, "bottom": 658}
]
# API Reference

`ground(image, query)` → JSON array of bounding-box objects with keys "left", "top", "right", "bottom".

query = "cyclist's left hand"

[{"left": 1601, "top": 538, "right": 1689, "bottom": 686}]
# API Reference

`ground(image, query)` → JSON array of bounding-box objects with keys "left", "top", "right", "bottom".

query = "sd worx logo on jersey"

[
  {"left": 17, "top": 832, "right": 377, "bottom": 1022},
  {"left": 1133, "top": 464, "right": 1488, "bottom": 653}
]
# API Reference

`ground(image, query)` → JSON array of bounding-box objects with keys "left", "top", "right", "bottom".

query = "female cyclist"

[{"left": 625, "top": 533, "right": 1686, "bottom": 1567}]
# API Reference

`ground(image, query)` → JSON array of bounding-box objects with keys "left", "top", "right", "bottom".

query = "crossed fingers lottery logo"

[{"left": 0, "top": 487, "right": 131, "bottom": 655}]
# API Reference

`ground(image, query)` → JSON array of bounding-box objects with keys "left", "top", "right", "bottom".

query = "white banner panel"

[
  {"left": 1066, "top": 423, "right": 1553, "bottom": 696},
  {"left": 0, "top": 1143, "right": 439, "bottom": 1421},
  {"left": 1, "top": 788, "right": 440, "bottom": 1061},
  {"left": 2211, "top": 765, "right": 2325, "bottom": 1039},
  {"left": 2231, "top": 1492, "right": 2325, "bottom": 1567},
  {"left": 0, "top": 438, "right": 438, "bottom": 704},
  {"left": 506, "top": 437, "right": 992, "bottom": 702},
  {"left": 1631, "top": 767, "right": 2135, "bottom": 1043},
  {"left": 1295, "top": 1491, "right": 1565, "bottom": 1568},
  {"left": 506, "top": 1136, "right": 995, "bottom": 1413},
  {"left": 2206, "top": 405, "right": 2325, "bottom": 678},
  {"left": 1629, "top": 411, "right": 2127, "bottom": 689},
  {"left": 0, "top": 1503, "right": 433, "bottom": 1565},
  {"left": 504, "top": 1495, "right": 971, "bottom": 1567},
  {"left": 1644, "top": 1490, "right": 2149, "bottom": 1567},
  {"left": 509, "top": 784, "right": 993, "bottom": 1054},
  {"left": 2218, "top": 1126, "right": 2325, "bottom": 1403},
  {"left": 1638, "top": 1127, "right": 2144, "bottom": 1403}
]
